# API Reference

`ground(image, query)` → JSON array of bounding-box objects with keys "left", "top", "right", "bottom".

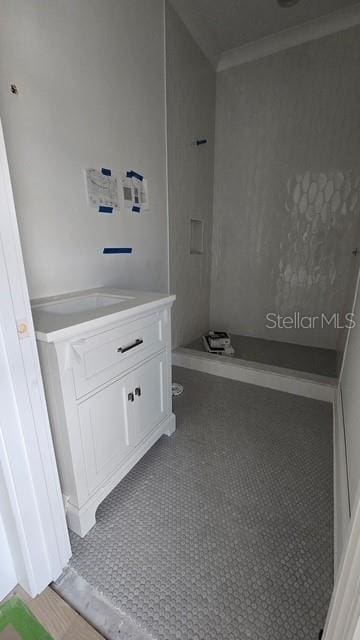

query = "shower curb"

[{"left": 172, "top": 347, "right": 337, "bottom": 402}]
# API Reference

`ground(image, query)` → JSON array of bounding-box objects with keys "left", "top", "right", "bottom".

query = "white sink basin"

[{"left": 32, "top": 293, "right": 133, "bottom": 315}]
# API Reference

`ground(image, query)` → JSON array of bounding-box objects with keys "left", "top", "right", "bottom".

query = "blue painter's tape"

[
  {"left": 132, "top": 206, "right": 141, "bottom": 213},
  {"left": 131, "top": 170, "right": 143, "bottom": 181},
  {"left": 126, "top": 169, "right": 143, "bottom": 181},
  {"left": 103, "top": 247, "right": 132, "bottom": 254},
  {"left": 101, "top": 167, "right": 111, "bottom": 176},
  {"left": 99, "top": 206, "right": 113, "bottom": 213}
]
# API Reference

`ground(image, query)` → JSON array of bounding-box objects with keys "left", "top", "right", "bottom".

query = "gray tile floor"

[
  {"left": 68, "top": 367, "right": 333, "bottom": 640},
  {"left": 187, "top": 333, "right": 338, "bottom": 378}
]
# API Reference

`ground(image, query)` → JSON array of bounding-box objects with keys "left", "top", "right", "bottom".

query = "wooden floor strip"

[{"left": 4, "top": 586, "right": 104, "bottom": 640}]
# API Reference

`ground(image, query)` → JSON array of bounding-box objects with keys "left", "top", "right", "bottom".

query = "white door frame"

[
  {"left": 0, "top": 509, "right": 17, "bottom": 600},
  {"left": 0, "top": 118, "right": 70, "bottom": 596},
  {"left": 324, "top": 483, "right": 360, "bottom": 640},
  {"left": 322, "top": 267, "right": 360, "bottom": 638}
]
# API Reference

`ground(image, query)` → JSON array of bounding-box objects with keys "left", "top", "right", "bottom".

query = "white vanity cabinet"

[{"left": 32, "top": 288, "right": 175, "bottom": 537}]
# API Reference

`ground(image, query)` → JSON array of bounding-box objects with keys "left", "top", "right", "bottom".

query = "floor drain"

[{"left": 172, "top": 383, "right": 184, "bottom": 397}]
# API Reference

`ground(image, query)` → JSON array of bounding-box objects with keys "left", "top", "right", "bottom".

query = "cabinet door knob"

[
  {"left": 135, "top": 386, "right": 141, "bottom": 397},
  {"left": 128, "top": 392, "right": 134, "bottom": 402}
]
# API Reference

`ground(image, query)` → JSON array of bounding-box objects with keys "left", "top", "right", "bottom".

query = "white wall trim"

[
  {"left": 333, "top": 387, "right": 351, "bottom": 575},
  {"left": 164, "top": 0, "right": 171, "bottom": 296},
  {"left": 173, "top": 347, "right": 336, "bottom": 402},
  {"left": 0, "top": 509, "right": 17, "bottom": 600},
  {"left": 217, "top": 3, "right": 360, "bottom": 71},
  {"left": 0, "top": 118, "right": 71, "bottom": 596},
  {"left": 324, "top": 482, "right": 360, "bottom": 640}
]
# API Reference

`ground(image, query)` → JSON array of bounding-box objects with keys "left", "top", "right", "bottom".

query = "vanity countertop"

[{"left": 31, "top": 287, "right": 175, "bottom": 342}]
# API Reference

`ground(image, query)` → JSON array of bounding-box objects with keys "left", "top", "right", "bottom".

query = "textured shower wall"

[
  {"left": 211, "top": 27, "right": 360, "bottom": 350},
  {"left": 277, "top": 171, "right": 360, "bottom": 320},
  {"left": 166, "top": 2, "right": 215, "bottom": 349}
]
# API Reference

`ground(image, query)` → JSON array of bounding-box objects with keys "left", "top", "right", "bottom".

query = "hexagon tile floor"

[{"left": 64, "top": 366, "right": 333, "bottom": 640}]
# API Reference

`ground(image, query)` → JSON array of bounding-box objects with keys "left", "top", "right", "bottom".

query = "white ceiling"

[{"left": 169, "top": 0, "right": 360, "bottom": 66}]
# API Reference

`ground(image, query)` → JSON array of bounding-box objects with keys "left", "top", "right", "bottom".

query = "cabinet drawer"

[{"left": 70, "top": 313, "right": 163, "bottom": 397}]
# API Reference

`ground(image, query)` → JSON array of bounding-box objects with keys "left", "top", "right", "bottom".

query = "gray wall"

[
  {"left": 211, "top": 27, "right": 360, "bottom": 349},
  {"left": 0, "top": 0, "right": 168, "bottom": 299},
  {"left": 166, "top": 2, "right": 215, "bottom": 349}
]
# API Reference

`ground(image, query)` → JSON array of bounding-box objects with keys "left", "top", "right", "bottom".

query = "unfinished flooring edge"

[
  {"left": 53, "top": 568, "right": 152, "bottom": 640},
  {"left": 172, "top": 348, "right": 337, "bottom": 402},
  {"left": 4, "top": 584, "right": 105, "bottom": 640}
]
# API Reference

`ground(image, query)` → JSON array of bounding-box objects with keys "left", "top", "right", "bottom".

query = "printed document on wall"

[
  {"left": 85, "top": 169, "right": 119, "bottom": 210},
  {"left": 121, "top": 170, "right": 149, "bottom": 212}
]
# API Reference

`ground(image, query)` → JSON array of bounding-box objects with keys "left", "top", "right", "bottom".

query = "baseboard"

[{"left": 172, "top": 348, "right": 337, "bottom": 402}]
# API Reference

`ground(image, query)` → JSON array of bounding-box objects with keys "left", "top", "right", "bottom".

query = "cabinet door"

[
  {"left": 78, "top": 375, "right": 133, "bottom": 494},
  {"left": 128, "top": 351, "right": 167, "bottom": 447}
]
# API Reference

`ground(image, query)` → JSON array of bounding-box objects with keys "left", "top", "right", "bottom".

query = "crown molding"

[{"left": 217, "top": 3, "right": 360, "bottom": 72}]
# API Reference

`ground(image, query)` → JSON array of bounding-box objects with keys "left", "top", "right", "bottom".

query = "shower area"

[{"left": 167, "top": 5, "right": 360, "bottom": 381}]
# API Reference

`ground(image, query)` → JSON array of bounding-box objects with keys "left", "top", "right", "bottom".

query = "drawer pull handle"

[
  {"left": 128, "top": 392, "right": 134, "bottom": 402},
  {"left": 135, "top": 386, "right": 141, "bottom": 397},
  {"left": 118, "top": 338, "right": 143, "bottom": 354}
]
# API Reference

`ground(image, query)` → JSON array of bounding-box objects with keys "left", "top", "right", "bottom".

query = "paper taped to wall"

[
  {"left": 122, "top": 174, "right": 134, "bottom": 209},
  {"left": 122, "top": 170, "right": 149, "bottom": 213},
  {"left": 85, "top": 168, "right": 119, "bottom": 212}
]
